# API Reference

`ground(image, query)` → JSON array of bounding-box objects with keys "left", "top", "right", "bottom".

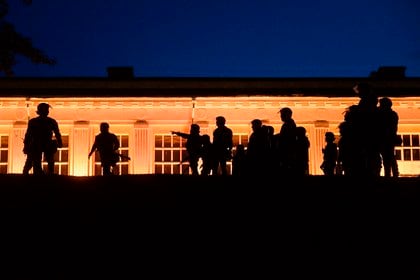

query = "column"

[
  {"left": 10, "top": 121, "right": 27, "bottom": 174},
  {"left": 133, "top": 120, "right": 151, "bottom": 174},
  {"left": 309, "top": 120, "right": 329, "bottom": 175},
  {"left": 72, "top": 121, "right": 90, "bottom": 176}
]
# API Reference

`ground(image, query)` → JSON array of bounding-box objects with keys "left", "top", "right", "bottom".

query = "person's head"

[
  {"left": 36, "top": 103, "right": 51, "bottom": 116},
  {"left": 296, "top": 126, "right": 307, "bottom": 137},
  {"left": 353, "top": 82, "right": 377, "bottom": 108},
  {"left": 379, "top": 97, "right": 393, "bottom": 109},
  {"left": 279, "top": 107, "right": 293, "bottom": 122},
  {"left": 190, "top": 123, "right": 200, "bottom": 134},
  {"left": 264, "top": 125, "right": 274, "bottom": 135},
  {"left": 325, "top": 131, "right": 335, "bottom": 143},
  {"left": 201, "top": 134, "right": 211, "bottom": 144},
  {"left": 100, "top": 122, "right": 110, "bottom": 133},
  {"left": 343, "top": 105, "right": 358, "bottom": 121},
  {"left": 251, "top": 119, "right": 262, "bottom": 131},
  {"left": 216, "top": 116, "right": 226, "bottom": 127}
]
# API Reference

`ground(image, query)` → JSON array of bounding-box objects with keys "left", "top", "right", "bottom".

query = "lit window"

[
  {"left": 0, "top": 135, "right": 8, "bottom": 174},
  {"left": 154, "top": 133, "right": 249, "bottom": 175},
  {"left": 42, "top": 135, "right": 69, "bottom": 175},
  {"left": 154, "top": 134, "right": 188, "bottom": 174},
  {"left": 395, "top": 134, "right": 420, "bottom": 161},
  {"left": 93, "top": 134, "right": 130, "bottom": 175}
]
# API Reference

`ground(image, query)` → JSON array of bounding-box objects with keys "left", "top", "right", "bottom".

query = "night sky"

[{"left": 4, "top": 0, "right": 420, "bottom": 78}]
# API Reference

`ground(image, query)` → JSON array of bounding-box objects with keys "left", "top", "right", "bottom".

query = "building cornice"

[{"left": 0, "top": 77, "right": 419, "bottom": 98}]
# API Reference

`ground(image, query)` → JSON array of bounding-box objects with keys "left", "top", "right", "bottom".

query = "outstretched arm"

[{"left": 172, "top": 131, "right": 189, "bottom": 139}]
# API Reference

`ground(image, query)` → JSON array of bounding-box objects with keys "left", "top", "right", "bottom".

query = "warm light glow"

[{"left": 1, "top": 96, "right": 419, "bottom": 176}]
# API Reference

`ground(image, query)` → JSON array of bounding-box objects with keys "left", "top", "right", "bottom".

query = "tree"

[{"left": 0, "top": 0, "right": 56, "bottom": 77}]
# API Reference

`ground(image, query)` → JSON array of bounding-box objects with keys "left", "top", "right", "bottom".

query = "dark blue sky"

[{"left": 5, "top": 0, "right": 420, "bottom": 78}]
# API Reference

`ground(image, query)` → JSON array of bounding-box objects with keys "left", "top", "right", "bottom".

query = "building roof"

[{"left": 0, "top": 77, "right": 419, "bottom": 98}]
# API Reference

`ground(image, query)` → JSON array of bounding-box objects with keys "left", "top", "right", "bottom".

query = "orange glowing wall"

[{"left": 0, "top": 96, "right": 419, "bottom": 176}]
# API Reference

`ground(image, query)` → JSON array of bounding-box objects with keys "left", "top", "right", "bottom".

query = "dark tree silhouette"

[{"left": 0, "top": 0, "right": 56, "bottom": 77}]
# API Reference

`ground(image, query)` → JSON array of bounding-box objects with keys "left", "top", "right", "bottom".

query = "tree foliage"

[{"left": 0, "top": 0, "right": 56, "bottom": 77}]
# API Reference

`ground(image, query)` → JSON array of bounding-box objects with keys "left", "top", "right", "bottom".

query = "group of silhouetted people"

[
  {"left": 172, "top": 109, "right": 311, "bottom": 177},
  {"left": 171, "top": 83, "right": 400, "bottom": 178},
  {"left": 23, "top": 83, "right": 400, "bottom": 177},
  {"left": 321, "top": 83, "right": 400, "bottom": 178},
  {"left": 172, "top": 116, "right": 234, "bottom": 176},
  {"left": 23, "top": 103, "right": 122, "bottom": 175},
  {"left": 240, "top": 107, "right": 310, "bottom": 177}
]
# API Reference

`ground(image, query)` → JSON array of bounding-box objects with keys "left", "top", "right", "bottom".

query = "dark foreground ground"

[{"left": 1, "top": 174, "right": 420, "bottom": 278}]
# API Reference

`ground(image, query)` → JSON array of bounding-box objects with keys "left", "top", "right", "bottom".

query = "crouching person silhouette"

[
  {"left": 88, "top": 122, "right": 120, "bottom": 175},
  {"left": 23, "top": 103, "right": 63, "bottom": 175}
]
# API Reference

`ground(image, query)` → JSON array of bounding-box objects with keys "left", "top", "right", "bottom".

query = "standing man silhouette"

[
  {"left": 88, "top": 122, "right": 120, "bottom": 175},
  {"left": 321, "top": 132, "right": 338, "bottom": 176},
  {"left": 343, "top": 83, "right": 381, "bottom": 177},
  {"left": 172, "top": 124, "right": 203, "bottom": 175},
  {"left": 212, "top": 116, "right": 233, "bottom": 175},
  {"left": 273, "top": 107, "right": 297, "bottom": 175},
  {"left": 378, "top": 97, "right": 400, "bottom": 177},
  {"left": 23, "top": 103, "right": 63, "bottom": 175}
]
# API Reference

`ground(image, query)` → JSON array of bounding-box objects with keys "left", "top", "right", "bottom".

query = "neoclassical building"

[{"left": 1, "top": 71, "right": 419, "bottom": 176}]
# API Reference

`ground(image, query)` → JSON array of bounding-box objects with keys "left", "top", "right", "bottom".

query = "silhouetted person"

[
  {"left": 321, "top": 132, "right": 338, "bottom": 176},
  {"left": 172, "top": 124, "right": 203, "bottom": 175},
  {"left": 246, "top": 119, "right": 271, "bottom": 175},
  {"left": 339, "top": 83, "right": 381, "bottom": 177},
  {"left": 295, "top": 126, "right": 310, "bottom": 176},
  {"left": 273, "top": 107, "right": 297, "bottom": 175},
  {"left": 378, "top": 97, "right": 400, "bottom": 177},
  {"left": 200, "top": 134, "right": 215, "bottom": 176},
  {"left": 337, "top": 105, "right": 357, "bottom": 176},
  {"left": 23, "top": 103, "right": 62, "bottom": 175},
  {"left": 232, "top": 144, "right": 246, "bottom": 176},
  {"left": 212, "top": 116, "right": 233, "bottom": 176},
  {"left": 263, "top": 124, "right": 276, "bottom": 175},
  {"left": 89, "top": 122, "right": 120, "bottom": 175}
]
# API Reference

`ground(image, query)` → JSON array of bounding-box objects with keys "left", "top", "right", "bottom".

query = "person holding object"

[
  {"left": 23, "top": 103, "right": 63, "bottom": 175},
  {"left": 89, "top": 122, "right": 120, "bottom": 175}
]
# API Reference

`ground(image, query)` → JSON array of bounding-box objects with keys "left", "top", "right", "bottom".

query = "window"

[
  {"left": 395, "top": 134, "right": 420, "bottom": 161},
  {"left": 0, "top": 135, "right": 8, "bottom": 174},
  {"left": 42, "top": 135, "right": 69, "bottom": 175},
  {"left": 93, "top": 134, "right": 130, "bottom": 175},
  {"left": 154, "top": 133, "right": 249, "bottom": 175},
  {"left": 115, "top": 135, "right": 130, "bottom": 175},
  {"left": 154, "top": 134, "right": 188, "bottom": 174}
]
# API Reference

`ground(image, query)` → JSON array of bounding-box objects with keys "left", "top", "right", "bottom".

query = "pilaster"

[
  {"left": 72, "top": 121, "right": 90, "bottom": 176},
  {"left": 133, "top": 120, "right": 151, "bottom": 174},
  {"left": 10, "top": 121, "right": 27, "bottom": 174}
]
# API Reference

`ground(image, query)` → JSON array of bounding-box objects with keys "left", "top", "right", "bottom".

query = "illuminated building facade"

[{"left": 0, "top": 75, "right": 419, "bottom": 176}]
